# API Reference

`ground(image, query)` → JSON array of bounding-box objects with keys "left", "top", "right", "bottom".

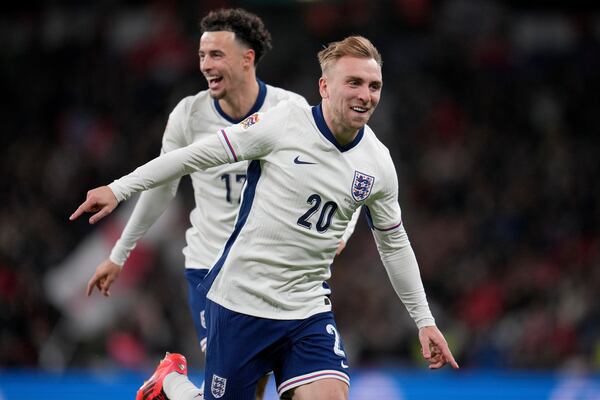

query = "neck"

[
  {"left": 218, "top": 78, "right": 259, "bottom": 120},
  {"left": 321, "top": 102, "right": 359, "bottom": 146}
]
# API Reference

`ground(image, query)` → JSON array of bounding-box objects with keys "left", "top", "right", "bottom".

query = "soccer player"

[
  {"left": 71, "top": 36, "right": 458, "bottom": 400},
  {"left": 83, "top": 8, "right": 358, "bottom": 400}
]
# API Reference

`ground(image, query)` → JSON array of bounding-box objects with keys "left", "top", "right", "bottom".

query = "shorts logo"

[
  {"left": 200, "top": 310, "right": 206, "bottom": 329},
  {"left": 240, "top": 113, "right": 259, "bottom": 129},
  {"left": 351, "top": 171, "right": 375, "bottom": 202},
  {"left": 211, "top": 374, "right": 227, "bottom": 398}
]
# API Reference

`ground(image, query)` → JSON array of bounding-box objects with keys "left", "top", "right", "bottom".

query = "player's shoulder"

[
  {"left": 171, "top": 89, "right": 213, "bottom": 115},
  {"left": 264, "top": 84, "right": 309, "bottom": 108},
  {"left": 362, "top": 125, "right": 392, "bottom": 158}
]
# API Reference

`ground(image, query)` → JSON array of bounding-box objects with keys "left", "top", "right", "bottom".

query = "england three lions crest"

[
  {"left": 351, "top": 171, "right": 375, "bottom": 202},
  {"left": 211, "top": 374, "right": 227, "bottom": 398}
]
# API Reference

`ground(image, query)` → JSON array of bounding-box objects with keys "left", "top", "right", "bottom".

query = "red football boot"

[{"left": 136, "top": 353, "right": 188, "bottom": 400}]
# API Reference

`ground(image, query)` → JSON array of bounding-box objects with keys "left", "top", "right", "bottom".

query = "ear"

[
  {"left": 318, "top": 76, "right": 328, "bottom": 99},
  {"left": 243, "top": 48, "right": 256, "bottom": 68}
]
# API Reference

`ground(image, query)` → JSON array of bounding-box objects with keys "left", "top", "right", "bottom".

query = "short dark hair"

[{"left": 200, "top": 8, "right": 273, "bottom": 65}]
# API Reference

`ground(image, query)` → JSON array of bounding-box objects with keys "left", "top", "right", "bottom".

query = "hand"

[
  {"left": 86, "top": 259, "right": 122, "bottom": 297},
  {"left": 69, "top": 186, "right": 118, "bottom": 224},
  {"left": 418, "top": 325, "right": 459, "bottom": 369},
  {"left": 335, "top": 240, "right": 347, "bottom": 256}
]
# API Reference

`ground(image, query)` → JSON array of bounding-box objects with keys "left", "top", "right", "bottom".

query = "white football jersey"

[
  {"left": 207, "top": 101, "right": 403, "bottom": 319},
  {"left": 110, "top": 81, "right": 308, "bottom": 269},
  {"left": 110, "top": 100, "right": 433, "bottom": 326}
]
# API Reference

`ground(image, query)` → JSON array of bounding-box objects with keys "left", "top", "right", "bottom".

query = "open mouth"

[
  {"left": 207, "top": 76, "right": 223, "bottom": 88},
  {"left": 350, "top": 106, "right": 368, "bottom": 113}
]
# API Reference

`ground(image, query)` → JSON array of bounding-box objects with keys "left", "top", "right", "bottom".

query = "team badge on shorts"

[
  {"left": 240, "top": 113, "right": 259, "bottom": 129},
  {"left": 351, "top": 171, "right": 375, "bottom": 202},
  {"left": 211, "top": 374, "right": 227, "bottom": 398}
]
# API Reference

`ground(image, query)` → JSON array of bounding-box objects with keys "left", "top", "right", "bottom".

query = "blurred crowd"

[{"left": 2, "top": 0, "right": 599, "bottom": 373}]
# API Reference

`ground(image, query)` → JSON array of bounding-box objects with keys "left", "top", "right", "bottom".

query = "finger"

[
  {"left": 429, "top": 359, "right": 445, "bottom": 369},
  {"left": 86, "top": 276, "right": 99, "bottom": 296},
  {"left": 70, "top": 199, "right": 95, "bottom": 221},
  {"left": 89, "top": 206, "right": 112, "bottom": 225},
  {"left": 101, "top": 278, "right": 113, "bottom": 297},
  {"left": 419, "top": 337, "right": 432, "bottom": 359},
  {"left": 434, "top": 340, "right": 459, "bottom": 369}
]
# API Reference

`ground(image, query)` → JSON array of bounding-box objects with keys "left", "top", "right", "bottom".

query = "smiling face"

[
  {"left": 198, "top": 31, "right": 254, "bottom": 100},
  {"left": 319, "top": 56, "right": 382, "bottom": 141}
]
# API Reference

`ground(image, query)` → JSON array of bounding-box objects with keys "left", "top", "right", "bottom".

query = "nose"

[
  {"left": 200, "top": 56, "right": 212, "bottom": 73},
  {"left": 357, "top": 85, "right": 370, "bottom": 104}
]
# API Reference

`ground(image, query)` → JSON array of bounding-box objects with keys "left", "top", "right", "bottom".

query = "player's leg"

[
  {"left": 141, "top": 268, "right": 209, "bottom": 400},
  {"left": 275, "top": 312, "right": 350, "bottom": 400},
  {"left": 203, "top": 299, "right": 273, "bottom": 400},
  {"left": 254, "top": 374, "right": 270, "bottom": 400},
  {"left": 136, "top": 352, "right": 191, "bottom": 400},
  {"left": 185, "top": 268, "right": 210, "bottom": 354},
  {"left": 288, "top": 379, "right": 348, "bottom": 400}
]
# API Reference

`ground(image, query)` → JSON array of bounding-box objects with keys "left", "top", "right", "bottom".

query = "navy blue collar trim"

[
  {"left": 311, "top": 104, "right": 364, "bottom": 152},
  {"left": 214, "top": 79, "right": 267, "bottom": 124}
]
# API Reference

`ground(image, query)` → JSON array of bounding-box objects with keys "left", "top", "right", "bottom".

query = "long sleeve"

[
  {"left": 372, "top": 225, "right": 435, "bottom": 329},
  {"left": 109, "top": 179, "right": 179, "bottom": 266},
  {"left": 109, "top": 134, "right": 230, "bottom": 202}
]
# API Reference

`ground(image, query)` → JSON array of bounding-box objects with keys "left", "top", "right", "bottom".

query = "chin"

[{"left": 209, "top": 89, "right": 226, "bottom": 100}]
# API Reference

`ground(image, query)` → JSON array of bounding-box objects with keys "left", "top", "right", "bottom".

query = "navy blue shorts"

[
  {"left": 204, "top": 299, "right": 350, "bottom": 399},
  {"left": 184, "top": 268, "right": 210, "bottom": 352}
]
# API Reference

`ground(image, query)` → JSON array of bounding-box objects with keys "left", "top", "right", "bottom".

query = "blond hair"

[{"left": 318, "top": 36, "right": 382, "bottom": 73}]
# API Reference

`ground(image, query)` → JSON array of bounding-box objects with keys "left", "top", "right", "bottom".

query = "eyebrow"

[{"left": 346, "top": 75, "right": 382, "bottom": 86}]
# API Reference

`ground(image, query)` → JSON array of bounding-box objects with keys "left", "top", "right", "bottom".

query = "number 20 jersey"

[{"left": 207, "top": 100, "right": 403, "bottom": 320}]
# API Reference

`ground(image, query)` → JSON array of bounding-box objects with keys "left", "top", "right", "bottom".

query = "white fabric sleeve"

[
  {"left": 341, "top": 206, "right": 361, "bottom": 244},
  {"left": 372, "top": 225, "right": 435, "bottom": 329},
  {"left": 109, "top": 134, "right": 230, "bottom": 202},
  {"left": 109, "top": 181, "right": 179, "bottom": 266},
  {"left": 366, "top": 154, "right": 435, "bottom": 329}
]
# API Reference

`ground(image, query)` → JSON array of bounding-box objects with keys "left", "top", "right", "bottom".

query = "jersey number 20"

[{"left": 297, "top": 194, "right": 338, "bottom": 233}]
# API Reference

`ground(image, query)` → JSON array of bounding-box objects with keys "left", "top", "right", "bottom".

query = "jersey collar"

[
  {"left": 214, "top": 79, "right": 267, "bottom": 124},
  {"left": 311, "top": 104, "right": 364, "bottom": 152}
]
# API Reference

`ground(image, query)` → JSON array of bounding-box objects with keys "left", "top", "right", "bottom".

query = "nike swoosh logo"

[
  {"left": 294, "top": 156, "right": 317, "bottom": 165},
  {"left": 341, "top": 360, "right": 349, "bottom": 369}
]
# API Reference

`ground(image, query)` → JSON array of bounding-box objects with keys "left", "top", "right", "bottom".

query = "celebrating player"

[
  {"left": 83, "top": 8, "right": 357, "bottom": 400},
  {"left": 72, "top": 35, "right": 458, "bottom": 400}
]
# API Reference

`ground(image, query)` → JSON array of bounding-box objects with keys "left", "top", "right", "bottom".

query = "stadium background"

[{"left": 1, "top": 0, "right": 599, "bottom": 398}]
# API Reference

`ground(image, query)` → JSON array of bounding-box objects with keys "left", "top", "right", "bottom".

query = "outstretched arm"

[{"left": 70, "top": 134, "right": 229, "bottom": 223}]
